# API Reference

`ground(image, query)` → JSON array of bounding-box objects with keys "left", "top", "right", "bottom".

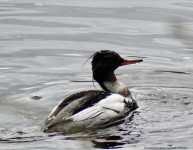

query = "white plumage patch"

[
  {"left": 69, "top": 93, "right": 126, "bottom": 122},
  {"left": 103, "top": 81, "right": 127, "bottom": 93}
]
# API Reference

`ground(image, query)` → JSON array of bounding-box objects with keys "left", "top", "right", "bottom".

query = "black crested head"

[
  {"left": 91, "top": 50, "right": 126, "bottom": 87},
  {"left": 92, "top": 50, "right": 123, "bottom": 74},
  {"left": 91, "top": 50, "right": 122, "bottom": 90},
  {"left": 90, "top": 50, "right": 143, "bottom": 91}
]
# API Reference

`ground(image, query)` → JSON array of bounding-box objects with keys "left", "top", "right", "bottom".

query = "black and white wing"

[
  {"left": 44, "top": 90, "right": 112, "bottom": 129},
  {"left": 68, "top": 93, "right": 137, "bottom": 128},
  {"left": 43, "top": 90, "right": 138, "bottom": 132}
]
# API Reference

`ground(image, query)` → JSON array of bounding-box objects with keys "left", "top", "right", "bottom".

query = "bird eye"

[{"left": 117, "top": 58, "right": 120, "bottom": 62}]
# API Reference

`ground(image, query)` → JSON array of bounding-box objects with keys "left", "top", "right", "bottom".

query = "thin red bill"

[{"left": 121, "top": 59, "right": 143, "bottom": 66}]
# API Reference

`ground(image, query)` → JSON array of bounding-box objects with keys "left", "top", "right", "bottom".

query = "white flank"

[{"left": 70, "top": 94, "right": 125, "bottom": 121}]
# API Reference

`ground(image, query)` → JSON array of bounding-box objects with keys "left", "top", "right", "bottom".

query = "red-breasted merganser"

[{"left": 43, "top": 50, "right": 143, "bottom": 133}]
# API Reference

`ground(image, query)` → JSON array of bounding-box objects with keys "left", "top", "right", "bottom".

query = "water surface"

[{"left": 0, "top": 0, "right": 193, "bottom": 149}]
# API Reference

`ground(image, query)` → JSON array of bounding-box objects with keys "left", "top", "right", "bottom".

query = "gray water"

[{"left": 0, "top": 0, "right": 193, "bottom": 149}]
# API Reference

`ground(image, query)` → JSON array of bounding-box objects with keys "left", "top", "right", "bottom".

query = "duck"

[{"left": 43, "top": 50, "right": 143, "bottom": 133}]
